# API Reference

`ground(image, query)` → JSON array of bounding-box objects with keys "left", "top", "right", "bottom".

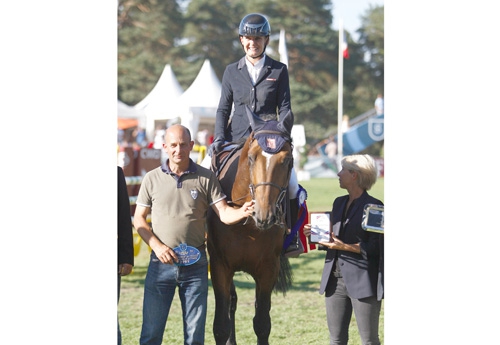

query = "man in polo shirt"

[{"left": 133, "top": 124, "right": 254, "bottom": 345}]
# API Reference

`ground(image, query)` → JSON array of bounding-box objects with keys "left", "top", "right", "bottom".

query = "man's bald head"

[{"left": 165, "top": 124, "right": 192, "bottom": 143}]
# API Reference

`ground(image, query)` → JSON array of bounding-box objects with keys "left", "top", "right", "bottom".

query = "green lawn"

[{"left": 119, "top": 177, "right": 384, "bottom": 345}]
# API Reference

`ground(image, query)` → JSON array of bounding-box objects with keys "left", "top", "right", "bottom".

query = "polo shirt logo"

[{"left": 190, "top": 189, "right": 198, "bottom": 199}]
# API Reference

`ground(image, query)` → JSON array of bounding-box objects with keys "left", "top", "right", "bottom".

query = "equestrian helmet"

[{"left": 238, "top": 13, "right": 271, "bottom": 37}]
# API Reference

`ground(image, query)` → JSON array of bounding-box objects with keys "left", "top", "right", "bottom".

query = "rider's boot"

[{"left": 284, "top": 197, "right": 301, "bottom": 256}]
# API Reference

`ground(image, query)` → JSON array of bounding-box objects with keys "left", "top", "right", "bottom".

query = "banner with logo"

[{"left": 341, "top": 113, "right": 384, "bottom": 155}]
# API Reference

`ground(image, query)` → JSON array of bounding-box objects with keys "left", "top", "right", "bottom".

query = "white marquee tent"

[
  {"left": 134, "top": 64, "right": 184, "bottom": 138},
  {"left": 178, "top": 59, "right": 221, "bottom": 137},
  {"left": 129, "top": 60, "right": 222, "bottom": 142},
  {"left": 118, "top": 99, "right": 146, "bottom": 129}
]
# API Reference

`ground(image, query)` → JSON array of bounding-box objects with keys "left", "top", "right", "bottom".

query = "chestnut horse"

[{"left": 207, "top": 108, "right": 294, "bottom": 345}]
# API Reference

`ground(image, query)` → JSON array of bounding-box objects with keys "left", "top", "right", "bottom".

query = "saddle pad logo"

[{"left": 190, "top": 189, "right": 198, "bottom": 199}]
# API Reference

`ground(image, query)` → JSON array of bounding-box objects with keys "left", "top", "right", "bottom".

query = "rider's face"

[{"left": 240, "top": 35, "right": 268, "bottom": 60}]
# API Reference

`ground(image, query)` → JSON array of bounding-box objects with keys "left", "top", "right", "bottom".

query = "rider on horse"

[{"left": 202, "top": 13, "right": 305, "bottom": 253}]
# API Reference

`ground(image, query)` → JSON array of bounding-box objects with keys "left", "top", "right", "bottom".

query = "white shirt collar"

[{"left": 245, "top": 54, "right": 266, "bottom": 85}]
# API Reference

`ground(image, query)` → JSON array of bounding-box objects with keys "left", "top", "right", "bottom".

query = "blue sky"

[{"left": 331, "top": 0, "right": 384, "bottom": 42}]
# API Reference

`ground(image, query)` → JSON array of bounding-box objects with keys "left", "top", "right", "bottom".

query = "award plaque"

[
  {"left": 361, "top": 204, "right": 384, "bottom": 233},
  {"left": 309, "top": 212, "right": 331, "bottom": 243},
  {"left": 172, "top": 243, "right": 201, "bottom": 266}
]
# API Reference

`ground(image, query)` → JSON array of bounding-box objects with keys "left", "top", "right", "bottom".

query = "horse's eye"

[{"left": 248, "top": 155, "right": 255, "bottom": 165}]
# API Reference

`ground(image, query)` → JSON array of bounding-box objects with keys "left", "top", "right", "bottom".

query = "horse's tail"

[{"left": 274, "top": 253, "right": 293, "bottom": 295}]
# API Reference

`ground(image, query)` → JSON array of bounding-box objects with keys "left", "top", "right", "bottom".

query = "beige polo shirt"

[{"left": 136, "top": 161, "right": 226, "bottom": 248}]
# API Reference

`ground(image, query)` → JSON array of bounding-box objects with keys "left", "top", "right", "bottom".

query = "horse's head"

[{"left": 243, "top": 107, "right": 293, "bottom": 230}]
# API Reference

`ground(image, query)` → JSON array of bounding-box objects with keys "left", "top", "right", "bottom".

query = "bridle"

[{"left": 245, "top": 129, "right": 292, "bottom": 225}]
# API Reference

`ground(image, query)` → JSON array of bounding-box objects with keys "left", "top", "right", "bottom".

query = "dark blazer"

[
  {"left": 118, "top": 166, "right": 134, "bottom": 266},
  {"left": 319, "top": 191, "right": 382, "bottom": 299},
  {"left": 377, "top": 234, "right": 384, "bottom": 300},
  {"left": 214, "top": 55, "right": 292, "bottom": 141}
]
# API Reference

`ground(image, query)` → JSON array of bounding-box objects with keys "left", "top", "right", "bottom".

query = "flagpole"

[
  {"left": 337, "top": 19, "right": 344, "bottom": 171},
  {"left": 279, "top": 29, "right": 289, "bottom": 68}
]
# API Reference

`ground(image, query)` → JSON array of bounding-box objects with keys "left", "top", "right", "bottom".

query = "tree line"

[{"left": 118, "top": 0, "right": 384, "bottom": 147}]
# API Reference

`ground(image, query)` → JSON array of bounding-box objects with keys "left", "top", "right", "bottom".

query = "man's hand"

[
  {"left": 118, "top": 263, "right": 133, "bottom": 276},
  {"left": 153, "top": 245, "right": 179, "bottom": 265}
]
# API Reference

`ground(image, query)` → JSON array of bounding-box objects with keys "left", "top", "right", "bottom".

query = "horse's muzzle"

[{"left": 254, "top": 215, "right": 277, "bottom": 230}]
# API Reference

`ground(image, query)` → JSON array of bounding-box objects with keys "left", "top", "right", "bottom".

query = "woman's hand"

[
  {"left": 318, "top": 234, "right": 345, "bottom": 249},
  {"left": 319, "top": 235, "right": 360, "bottom": 254},
  {"left": 303, "top": 224, "right": 312, "bottom": 237}
]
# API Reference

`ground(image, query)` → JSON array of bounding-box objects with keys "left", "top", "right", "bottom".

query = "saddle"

[{"left": 210, "top": 141, "right": 245, "bottom": 204}]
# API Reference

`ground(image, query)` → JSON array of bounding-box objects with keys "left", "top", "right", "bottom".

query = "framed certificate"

[
  {"left": 309, "top": 212, "right": 331, "bottom": 243},
  {"left": 361, "top": 204, "right": 384, "bottom": 233}
]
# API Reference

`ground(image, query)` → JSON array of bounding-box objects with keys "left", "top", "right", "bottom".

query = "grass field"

[{"left": 119, "top": 177, "right": 384, "bottom": 345}]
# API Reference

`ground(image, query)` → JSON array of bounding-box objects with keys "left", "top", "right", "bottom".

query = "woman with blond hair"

[{"left": 304, "top": 154, "right": 383, "bottom": 345}]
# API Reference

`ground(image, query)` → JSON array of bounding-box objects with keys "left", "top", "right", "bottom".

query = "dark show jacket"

[
  {"left": 214, "top": 55, "right": 292, "bottom": 142},
  {"left": 319, "top": 191, "right": 382, "bottom": 300}
]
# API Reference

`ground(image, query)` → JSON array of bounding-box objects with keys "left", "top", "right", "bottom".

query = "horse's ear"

[
  {"left": 277, "top": 110, "right": 293, "bottom": 138},
  {"left": 245, "top": 105, "right": 267, "bottom": 132}
]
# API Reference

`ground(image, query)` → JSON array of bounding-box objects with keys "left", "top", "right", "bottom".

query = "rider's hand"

[{"left": 208, "top": 137, "right": 225, "bottom": 156}]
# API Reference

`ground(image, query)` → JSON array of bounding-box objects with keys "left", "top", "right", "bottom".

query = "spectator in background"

[
  {"left": 135, "top": 127, "right": 147, "bottom": 147},
  {"left": 324, "top": 136, "right": 338, "bottom": 165},
  {"left": 118, "top": 128, "right": 125, "bottom": 144},
  {"left": 153, "top": 128, "right": 165, "bottom": 149},
  {"left": 341, "top": 115, "right": 350, "bottom": 133},
  {"left": 374, "top": 94, "right": 384, "bottom": 115},
  {"left": 196, "top": 129, "right": 209, "bottom": 146},
  {"left": 117, "top": 166, "right": 134, "bottom": 345}
]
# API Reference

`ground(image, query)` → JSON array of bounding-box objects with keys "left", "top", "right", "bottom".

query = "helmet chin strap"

[{"left": 254, "top": 48, "right": 266, "bottom": 59}]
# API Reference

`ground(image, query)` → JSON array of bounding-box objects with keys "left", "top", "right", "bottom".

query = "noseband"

[{"left": 249, "top": 181, "right": 288, "bottom": 218}]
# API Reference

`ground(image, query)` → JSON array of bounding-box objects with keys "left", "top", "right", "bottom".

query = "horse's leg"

[
  {"left": 211, "top": 260, "right": 236, "bottom": 345},
  {"left": 253, "top": 270, "right": 278, "bottom": 345},
  {"left": 228, "top": 281, "right": 237, "bottom": 345}
]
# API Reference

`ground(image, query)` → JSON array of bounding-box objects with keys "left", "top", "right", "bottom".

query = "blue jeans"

[{"left": 140, "top": 250, "right": 208, "bottom": 345}]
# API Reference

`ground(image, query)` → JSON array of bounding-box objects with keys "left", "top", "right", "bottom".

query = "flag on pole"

[
  {"left": 337, "top": 19, "right": 345, "bottom": 170},
  {"left": 342, "top": 32, "right": 349, "bottom": 59},
  {"left": 279, "top": 29, "right": 289, "bottom": 67}
]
